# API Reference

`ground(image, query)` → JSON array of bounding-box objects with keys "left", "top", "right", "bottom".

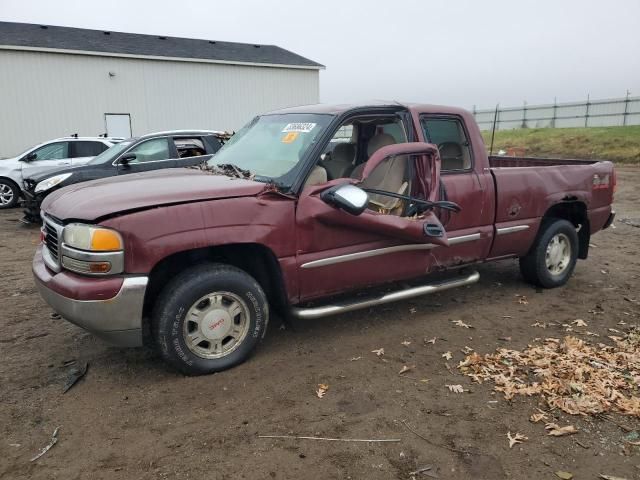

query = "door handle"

[{"left": 57, "top": 161, "right": 71, "bottom": 165}]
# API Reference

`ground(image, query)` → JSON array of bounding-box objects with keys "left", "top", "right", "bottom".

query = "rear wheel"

[
  {"left": 0, "top": 179, "right": 19, "bottom": 209},
  {"left": 152, "top": 263, "right": 269, "bottom": 375},
  {"left": 519, "top": 219, "right": 578, "bottom": 288}
]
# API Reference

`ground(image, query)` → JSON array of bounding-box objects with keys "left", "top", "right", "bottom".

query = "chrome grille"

[{"left": 44, "top": 222, "right": 59, "bottom": 260}]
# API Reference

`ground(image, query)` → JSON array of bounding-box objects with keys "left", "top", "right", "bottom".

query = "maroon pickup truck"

[{"left": 33, "top": 102, "right": 616, "bottom": 375}]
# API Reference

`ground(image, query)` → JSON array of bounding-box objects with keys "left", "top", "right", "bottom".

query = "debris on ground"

[
  {"left": 30, "top": 427, "right": 60, "bottom": 462},
  {"left": 446, "top": 384, "right": 464, "bottom": 394},
  {"left": 316, "top": 384, "right": 329, "bottom": 398},
  {"left": 530, "top": 412, "right": 549, "bottom": 423},
  {"left": 401, "top": 340, "right": 412, "bottom": 346},
  {"left": 545, "top": 423, "right": 579, "bottom": 436},
  {"left": 442, "top": 351, "right": 452, "bottom": 360},
  {"left": 258, "top": 435, "right": 400, "bottom": 443},
  {"left": 371, "top": 348, "right": 385, "bottom": 357},
  {"left": 507, "top": 431, "right": 527, "bottom": 448},
  {"left": 516, "top": 295, "right": 529, "bottom": 305},
  {"left": 409, "top": 465, "right": 439, "bottom": 479},
  {"left": 459, "top": 329, "right": 640, "bottom": 416},
  {"left": 425, "top": 337, "right": 437, "bottom": 345},
  {"left": 618, "top": 218, "right": 640, "bottom": 228},
  {"left": 599, "top": 475, "right": 630, "bottom": 480},
  {"left": 451, "top": 320, "right": 472, "bottom": 329},
  {"left": 398, "top": 365, "right": 413, "bottom": 375},
  {"left": 62, "top": 362, "right": 88, "bottom": 393},
  {"left": 555, "top": 471, "right": 573, "bottom": 479}
]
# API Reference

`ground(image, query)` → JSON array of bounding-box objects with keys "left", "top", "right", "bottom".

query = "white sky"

[{"left": 1, "top": 0, "right": 639, "bottom": 109}]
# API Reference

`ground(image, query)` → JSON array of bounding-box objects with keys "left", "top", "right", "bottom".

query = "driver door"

[{"left": 295, "top": 143, "right": 450, "bottom": 302}]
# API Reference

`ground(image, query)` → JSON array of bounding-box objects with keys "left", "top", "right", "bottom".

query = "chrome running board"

[{"left": 290, "top": 270, "right": 480, "bottom": 320}]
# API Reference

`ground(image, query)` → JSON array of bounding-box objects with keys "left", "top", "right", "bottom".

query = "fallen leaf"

[
  {"left": 530, "top": 412, "right": 548, "bottom": 423},
  {"left": 531, "top": 322, "right": 546, "bottom": 328},
  {"left": 499, "top": 336, "right": 512, "bottom": 341},
  {"left": 555, "top": 471, "right": 573, "bottom": 479},
  {"left": 506, "top": 431, "right": 527, "bottom": 448},
  {"left": 461, "top": 346, "right": 474, "bottom": 354},
  {"left": 401, "top": 340, "right": 411, "bottom": 347},
  {"left": 399, "top": 365, "right": 413, "bottom": 375},
  {"left": 316, "top": 384, "right": 329, "bottom": 398},
  {"left": 545, "top": 423, "right": 578, "bottom": 436},
  {"left": 442, "top": 351, "right": 453, "bottom": 360},
  {"left": 585, "top": 331, "right": 600, "bottom": 337},
  {"left": 350, "top": 356, "right": 361, "bottom": 361},
  {"left": 425, "top": 337, "right": 437, "bottom": 345},
  {"left": 446, "top": 384, "right": 464, "bottom": 394},
  {"left": 371, "top": 348, "right": 385, "bottom": 357},
  {"left": 516, "top": 295, "right": 529, "bottom": 305},
  {"left": 572, "top": 319, "right": 588, "bottom": 327},
  {"left": 451, "top": 320, "right": 472, "bottom": 329}
]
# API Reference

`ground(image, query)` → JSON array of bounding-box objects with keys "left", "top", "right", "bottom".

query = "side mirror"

[
  {"left": 321, "top": 183, "right": 369, "bottom": 216},
  {"left": 23, "top": 152, "right": 37, "bottom": 162},
  {"left": 119, "top": 153, "right": 136, "bottom": 166}
]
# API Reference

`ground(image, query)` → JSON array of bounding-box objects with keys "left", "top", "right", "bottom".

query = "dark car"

[{"left": 22, "top": 130, "right": 229, "bottom": 223}]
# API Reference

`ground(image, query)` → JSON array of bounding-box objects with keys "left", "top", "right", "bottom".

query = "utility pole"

[{"left": 623, "top": 89, "right": 631, "bottom": 126}]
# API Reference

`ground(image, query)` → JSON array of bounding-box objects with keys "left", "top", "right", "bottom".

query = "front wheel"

[
  {"left": 0, "top": 179, "right": 19, "bottom": 209},
  {"left": 519, "top": 219, "right": 578, "bottom": 288},
  {"left": 152, "top": 263, "right": 269, "bottom": 375}
]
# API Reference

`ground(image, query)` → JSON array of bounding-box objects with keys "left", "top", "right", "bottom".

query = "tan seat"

[
  {"left": 439, "top": 142, "right": 464, "bottom": 170},
  {"left": 304, "top": 165, "right": 327, "bottom": 187},
  {"left": 325, "top": 142, "right": 355, "bottom": 179},
  {"left": 351, "top": 133, "right": 408, "bottom": 213}
]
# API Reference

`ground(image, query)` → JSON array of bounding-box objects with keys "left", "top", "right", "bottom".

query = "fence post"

[
  {"left": 551, "top": 97, "right": 557, "bottom": 128},
  {"left": 521, "top": 101, "right": 527, "bottom": 128},
  {"left": 584, "top": 94, "right": 590, "bottom": 128},
  {"left": 623, "top": 90, "right": 630, "bottom": 126}
]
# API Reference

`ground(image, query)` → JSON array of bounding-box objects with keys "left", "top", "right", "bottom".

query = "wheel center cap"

[{"left": 201, "top": 309, "right": 232, "bottom": 340}]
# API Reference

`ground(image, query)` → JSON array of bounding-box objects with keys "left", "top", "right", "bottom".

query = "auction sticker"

[
  {"left": 282, "top": 122, "right": 316, "bottom": 133},
  {"left": 281, "top": 132, "right": 299, "bottom": 143}
]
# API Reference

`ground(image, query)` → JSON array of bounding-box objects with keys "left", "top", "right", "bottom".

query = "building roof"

[{"left": 0, "top": 21, "right": 324, "bottom": 69}]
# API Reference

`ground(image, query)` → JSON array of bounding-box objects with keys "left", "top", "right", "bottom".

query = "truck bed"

[{"left": 489, "top": 155, "right": 601, "bottom": 168}]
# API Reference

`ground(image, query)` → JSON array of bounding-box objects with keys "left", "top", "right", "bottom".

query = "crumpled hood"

[{"left": 42, "top": 168, "right": 267, "bottom": 222}]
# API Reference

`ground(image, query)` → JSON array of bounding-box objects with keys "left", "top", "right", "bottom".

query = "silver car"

[{"left": 0, "top": 136, "right": 122, "bottom": 209}]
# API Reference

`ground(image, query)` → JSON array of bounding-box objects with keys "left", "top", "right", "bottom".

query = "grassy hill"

[{"left": 480, "top": 126, "right": 640, "bottom": 164}]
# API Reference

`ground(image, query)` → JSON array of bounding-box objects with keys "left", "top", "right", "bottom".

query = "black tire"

[
  {"left": 152, "top": 263, "right": 269, "bottom": 375},
  {"left": 519, "top": 219, "right": 578, "bottom": 288},
  {"left": 0, "top": 179, "right": 20, "bottom": 209}
]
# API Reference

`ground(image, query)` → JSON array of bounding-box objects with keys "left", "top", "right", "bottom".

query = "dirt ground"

[{"left": 1, "top": 167, "right": 639, "bottom": 480}]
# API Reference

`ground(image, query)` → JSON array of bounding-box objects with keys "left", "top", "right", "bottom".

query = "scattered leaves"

[
  {"left": 451, "top": 320, "right": 472, "bottom": 329},
  {"left": 316, "top": 384, "right": 329, "bottom": 398},
  {"left": 529, "top": 412, "right": 548, "bottom": 423},
  {"left": 446, "top": 384, "right": 464, "bottom": 394},
  {"left": 545, "top": 423, "right": 579, "bottom": 436},
  {"left": 458, "top": 329, "right": 640, "bottom": 416},
  {"left": 531, "top": 322, "right": 547, "bottom": 328},
  {"left": 506, "top": 431, "right": 527, "bottom": 448},
  {"left": 572, "top": 319, "right": 588, "bottom": 327},
  {"left": 398, "top": 365, "right": 413, "bottom": 375},
  {"left": 442, "top": 351, "right": 453, "bottom": 360},
  {"left": 371, "top": 348, "right": 385, "bottom": 357},
  {"left": 461, "top": 346, "right": 474, "bottom": 354}
]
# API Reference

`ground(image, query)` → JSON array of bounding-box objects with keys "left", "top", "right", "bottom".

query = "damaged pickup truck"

[{"left": 33, "top": 102, "right": 616, "bottom": 375}]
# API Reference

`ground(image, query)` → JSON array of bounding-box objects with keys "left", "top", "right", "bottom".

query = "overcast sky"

[{"left": 2, "top": 0, "right": 639, "bottom": 109}]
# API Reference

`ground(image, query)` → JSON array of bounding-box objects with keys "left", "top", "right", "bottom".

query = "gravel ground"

[{"left": 1, "top": 167, "right": 639, "bottom": 480}]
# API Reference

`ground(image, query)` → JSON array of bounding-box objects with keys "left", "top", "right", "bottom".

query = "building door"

[{"left": 105, "top": 114, "right": 132, "bottom": 138}]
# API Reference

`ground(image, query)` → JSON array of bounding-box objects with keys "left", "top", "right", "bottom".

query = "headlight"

[
  {"left": 63, "top": 224, "right": 123, "bottom": 251},
  {"left": 34, "top": 173, "right": 73, "bottom": 193}
]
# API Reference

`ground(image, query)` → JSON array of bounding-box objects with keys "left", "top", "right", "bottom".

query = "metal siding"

[{"left": 0, "top": 50, "right": 319, "bottom": 157}]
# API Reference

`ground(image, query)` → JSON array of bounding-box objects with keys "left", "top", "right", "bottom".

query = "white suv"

[{"left": 0, "top": 136, "right": 122, "bottom": 209}]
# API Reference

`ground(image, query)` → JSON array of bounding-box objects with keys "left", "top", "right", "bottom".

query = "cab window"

[{"left": 420, "top": 117, "right": 472, "bottom": 171}]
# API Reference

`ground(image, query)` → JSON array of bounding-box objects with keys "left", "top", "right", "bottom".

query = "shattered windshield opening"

[{"left": 206, "top": 113, "right": 333, "bottom": 183}]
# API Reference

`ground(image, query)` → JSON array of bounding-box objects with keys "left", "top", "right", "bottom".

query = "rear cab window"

[{"left": 420, "top": 117, "right": 473, "bottom": 172}]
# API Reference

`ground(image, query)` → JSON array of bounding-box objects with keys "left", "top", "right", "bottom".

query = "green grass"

[{"left": 480, "top": 126, "right": 640, "bottom": 164}]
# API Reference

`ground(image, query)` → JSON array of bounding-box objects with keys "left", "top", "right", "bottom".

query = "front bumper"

[{"left": 33, "top": 246, "right": 148, "bottom": 347}]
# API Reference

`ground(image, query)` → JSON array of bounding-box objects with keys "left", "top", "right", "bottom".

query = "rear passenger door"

[
  {"left": 419, "top": 115, "right": 494, "bottom": 264},
  {"left": 70, "top": 141, "right": 109, "bottom": 166}
]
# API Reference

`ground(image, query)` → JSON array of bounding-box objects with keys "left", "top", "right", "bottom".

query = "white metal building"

[{"left": 0, "top": 22, "right": 323, "bottom": 158}]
